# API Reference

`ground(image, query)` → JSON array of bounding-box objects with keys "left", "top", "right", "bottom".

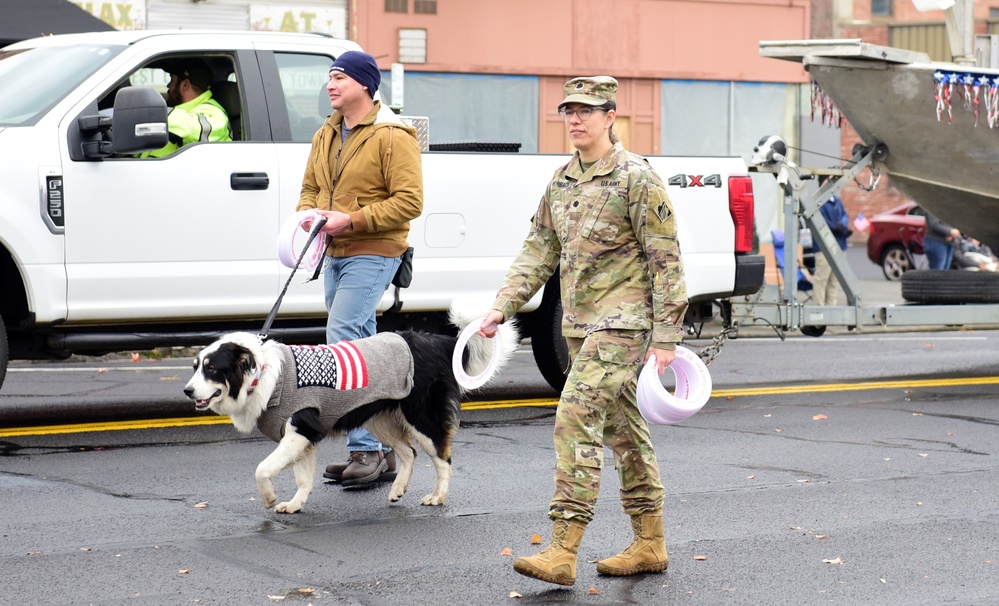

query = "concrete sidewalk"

[{"left": 762, "top": 240, "right": 902, "bottom": 306}]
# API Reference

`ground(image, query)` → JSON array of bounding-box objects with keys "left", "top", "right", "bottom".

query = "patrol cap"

[
  {"left": 559, "top": 76, "right": 618, "bottom": 107},
  {"left": 158, "top": 58, "right": 214, "bottom": 91}
]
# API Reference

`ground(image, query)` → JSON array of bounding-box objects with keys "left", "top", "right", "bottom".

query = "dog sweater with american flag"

[{"left": 256, "top": 332, "right": 415, "bottom": 441}]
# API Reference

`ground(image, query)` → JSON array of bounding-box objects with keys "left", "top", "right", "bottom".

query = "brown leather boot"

[
  {"left": 596, "top": 513, "right": 669, "bottom": 576},
  {"left": 325, "top": 450, "right": 396, "bottom": 483},
  {"left": 381, "top": 450, "right": 397, "bottom": 482},
  {"left": 513, "top": 519, "right": 586, "bottom": 586},
  {"left": 323, "top": 458, "right": 351, "bottom": 482},
  {"left": 340, "top": 451, "right": 388, "bottom": 487}
]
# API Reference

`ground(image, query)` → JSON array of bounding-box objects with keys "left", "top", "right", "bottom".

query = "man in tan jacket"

[{"left": 296, "top": 50, "right": 423, "bottom": 487}]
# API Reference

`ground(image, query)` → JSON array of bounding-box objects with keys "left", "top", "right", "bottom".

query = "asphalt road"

[{"left": 3, "top": 326, "right": 999, "bottom": 605}]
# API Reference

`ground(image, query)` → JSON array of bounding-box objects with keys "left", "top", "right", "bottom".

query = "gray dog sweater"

[{"left": 256, "top": 332, "right": 415, "bottom": 441}]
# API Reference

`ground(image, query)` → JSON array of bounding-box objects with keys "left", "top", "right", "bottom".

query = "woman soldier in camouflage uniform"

[{"left": 479, "top": 76, "right": 687, "bottom": 586}]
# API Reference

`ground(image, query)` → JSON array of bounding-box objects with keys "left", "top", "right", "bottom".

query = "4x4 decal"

[{"left": 668, "top": 174, "right": 722, "bottom": 188}]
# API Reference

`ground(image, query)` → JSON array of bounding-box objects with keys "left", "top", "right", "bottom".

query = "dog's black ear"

[{"left": 236, "top": 349, "right": 257, "bottom": 376}]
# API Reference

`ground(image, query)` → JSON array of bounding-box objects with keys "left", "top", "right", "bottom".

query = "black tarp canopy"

[{"left": 1, "top": 0, "right": 115, "bottom": 47}]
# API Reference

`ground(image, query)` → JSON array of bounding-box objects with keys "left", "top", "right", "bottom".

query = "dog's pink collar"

[{"left": 246, "top": 365, "right": 265, "bottom": 395}]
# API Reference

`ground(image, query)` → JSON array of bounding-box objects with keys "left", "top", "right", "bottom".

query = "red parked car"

[{"left": 866, "top": 201, "right": 926, "bottom": 281}]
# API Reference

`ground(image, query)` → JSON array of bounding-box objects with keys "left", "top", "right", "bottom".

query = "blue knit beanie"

[{"left": 329, "top": 51, "right": 380, "bottom": 98}]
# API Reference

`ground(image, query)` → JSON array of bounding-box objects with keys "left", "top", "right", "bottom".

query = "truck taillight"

[{"left": 728, "top": 176, "right": 755, "bottom": 254}]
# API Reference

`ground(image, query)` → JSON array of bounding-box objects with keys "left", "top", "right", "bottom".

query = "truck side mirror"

[{"left": 111, "top": 87, "right": 169, "bottom": 155}]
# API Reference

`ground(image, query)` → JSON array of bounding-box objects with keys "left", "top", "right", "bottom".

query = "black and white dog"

[{"left": 183, "top": 308, "right": 519, "bottom": 513}]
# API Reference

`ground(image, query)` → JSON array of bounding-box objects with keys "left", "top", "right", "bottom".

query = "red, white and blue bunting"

[
  {"left": 811, "top": 80, "right": 843, "bottom": 128},
  {"left": 934, "top": 70, "right": 999, "bottom": 127}
]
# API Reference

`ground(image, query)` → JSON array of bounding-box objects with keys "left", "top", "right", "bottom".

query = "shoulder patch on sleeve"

[{"left": 655, "top": 200, "right": 672, "bottom": 224}]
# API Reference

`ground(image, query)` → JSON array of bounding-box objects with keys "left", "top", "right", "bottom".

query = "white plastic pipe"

[
  {"left": 636, "top": 346, "right": 712, "bottom": 425},
  {"left": 452, "top": 320, "right": 503, "bottom": 390},
  {"left": 277, "top": 210, "right": 328, "bottom": 270}
]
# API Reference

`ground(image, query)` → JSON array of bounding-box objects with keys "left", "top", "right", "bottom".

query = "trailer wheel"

[
  {"left": 0, "top": 312, "right": 8, "bottom": 390},
  {"left": 901, "top": 269, "right": 999, "bottom": 304},
  {"left": 530, "top": 276, "right": 569, "bottom": 391},
  {"left": 880, "top": 244, "right": 912, "bottom": 282}
]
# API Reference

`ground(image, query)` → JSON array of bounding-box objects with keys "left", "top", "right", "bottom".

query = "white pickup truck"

[{"left": 0, "top": 30, "right": 764, "bottom": 391}]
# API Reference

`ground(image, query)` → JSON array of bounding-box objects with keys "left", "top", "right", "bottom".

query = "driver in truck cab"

[{"left": 140, "top": 58, "right": 231, "bottom": 158}]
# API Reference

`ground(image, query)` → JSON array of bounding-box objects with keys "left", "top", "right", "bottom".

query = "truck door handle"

[{"left": 230, "top": 172, "right": 269, "bottom": 190}]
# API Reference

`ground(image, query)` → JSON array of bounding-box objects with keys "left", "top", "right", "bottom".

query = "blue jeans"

[
  {"left": 325, "top": 254, "right": 402, "bottom": 453},
  {"left": 923, "top": 237, "right": 954, "bottom": 270}
]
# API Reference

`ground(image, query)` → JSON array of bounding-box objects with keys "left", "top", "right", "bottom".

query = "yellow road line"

[
  {"left": 0, "top": 416, "right": 233, "bottom": 437},
  {"left": 3, "top": 375, "right": 997, "bottom": 437},
  {"left": 711, "top": 376, "right": 999, "bottom": 397}
]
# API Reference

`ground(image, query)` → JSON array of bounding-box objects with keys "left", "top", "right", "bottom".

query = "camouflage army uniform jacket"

[{"left": 492, "top": 142, "right": 688, "bottom": 350}]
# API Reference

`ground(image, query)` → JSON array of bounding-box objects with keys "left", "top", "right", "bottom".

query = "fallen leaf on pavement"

[
  {"left": 178, "top": 569, "right": 190, "bottom": 574},
  {"left": 587, "top": 587, "right": 600, "bottom": 595},
  {"left": 131, "top": 352, "right": 141, "bottom": 362},
  {"left": 530, "top": 534, "right": 542, "bottom": 545},
  {"left": 746, "top": 474, "right": 756, "bottom": 480},
  {"left": 193, "top": 501, "right": 208, "bottom": 509},
  {"left": 814, "top": 535, "right": 828, "bottom": 540},
  {"left": 693, "top": 555, "right": 707, "bottom": 561},
  {"left": 912, "top": 412, "right": 922, "bottom": 416},
  {"left": 509, "top": 591, "right": 522, "bottom": 598},
  {"left": 500, "top": 548, "right": 513, "bottom": 556},
  {"left": 822, "top": 557, "right": 844, "bottom": 565},
  {"left": 812, "top": 414, "right": 827, "bottom": 421}
]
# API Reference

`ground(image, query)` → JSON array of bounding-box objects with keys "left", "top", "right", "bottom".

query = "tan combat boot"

[
  {"left": 596, "top": 513, "right": 669, "bottom": 576},
  {"left": 513, "top": 519, "right": 586, "bottom": 586}
]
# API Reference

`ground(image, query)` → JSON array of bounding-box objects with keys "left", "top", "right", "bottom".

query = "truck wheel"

[
  {"left": 0, "top": 313, "right": 8, "bottom": 390},
  {"left": 901, "top": 270, "right": 999, "bottom": 304},
  {"left": 530, "top": 278, "right": 569, "bottom": 391},
  {"left": 880, "top": 244, "right": 911, "bottom": 281}
]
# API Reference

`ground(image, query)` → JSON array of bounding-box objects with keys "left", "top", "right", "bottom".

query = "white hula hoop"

[
  {"left": 637, "top": 346, "right": 712, "bottom": 425},
  {"left": 277, "top": 210, "right": 328, "bottom": 270},
  {"left": 452, "top": 320, "right": 503, "bottom": 390}
]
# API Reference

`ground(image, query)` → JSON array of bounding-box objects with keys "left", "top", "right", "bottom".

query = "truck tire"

[
  {"left": 530, "top": 276, "right": 569, "bottom": 391},
  {"left": 901, "top": 269, "right": 999, "bottom": 304},
  {"left": 0, "top": 313, "right": 8, "bottom": 390}
]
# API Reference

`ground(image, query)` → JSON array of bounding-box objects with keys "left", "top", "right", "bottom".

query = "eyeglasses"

[{"left": 558, "top": 107, "right": 605, "bottom": 121}]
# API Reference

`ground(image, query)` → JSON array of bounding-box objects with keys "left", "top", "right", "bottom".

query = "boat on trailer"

[{"left": 759, "top": 0, "right": 999, "bottom": 248}]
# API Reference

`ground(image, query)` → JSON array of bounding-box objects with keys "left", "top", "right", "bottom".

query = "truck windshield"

[{"left": 0, "top": 44, "right": 124, "bottom": 126}]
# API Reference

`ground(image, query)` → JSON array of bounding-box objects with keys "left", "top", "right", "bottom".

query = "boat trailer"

[{"left": 727, "top": 137, "right": 999, "bottom": 338}]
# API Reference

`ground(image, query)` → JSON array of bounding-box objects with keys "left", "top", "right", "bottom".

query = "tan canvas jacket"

[{"left": 296, "top": 101, "right": 423, "bottom": 258}]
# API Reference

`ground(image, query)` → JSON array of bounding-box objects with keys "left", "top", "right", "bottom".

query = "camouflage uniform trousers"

[{"left": 549, "top": 329, "right": 665, "bottom": 525}]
